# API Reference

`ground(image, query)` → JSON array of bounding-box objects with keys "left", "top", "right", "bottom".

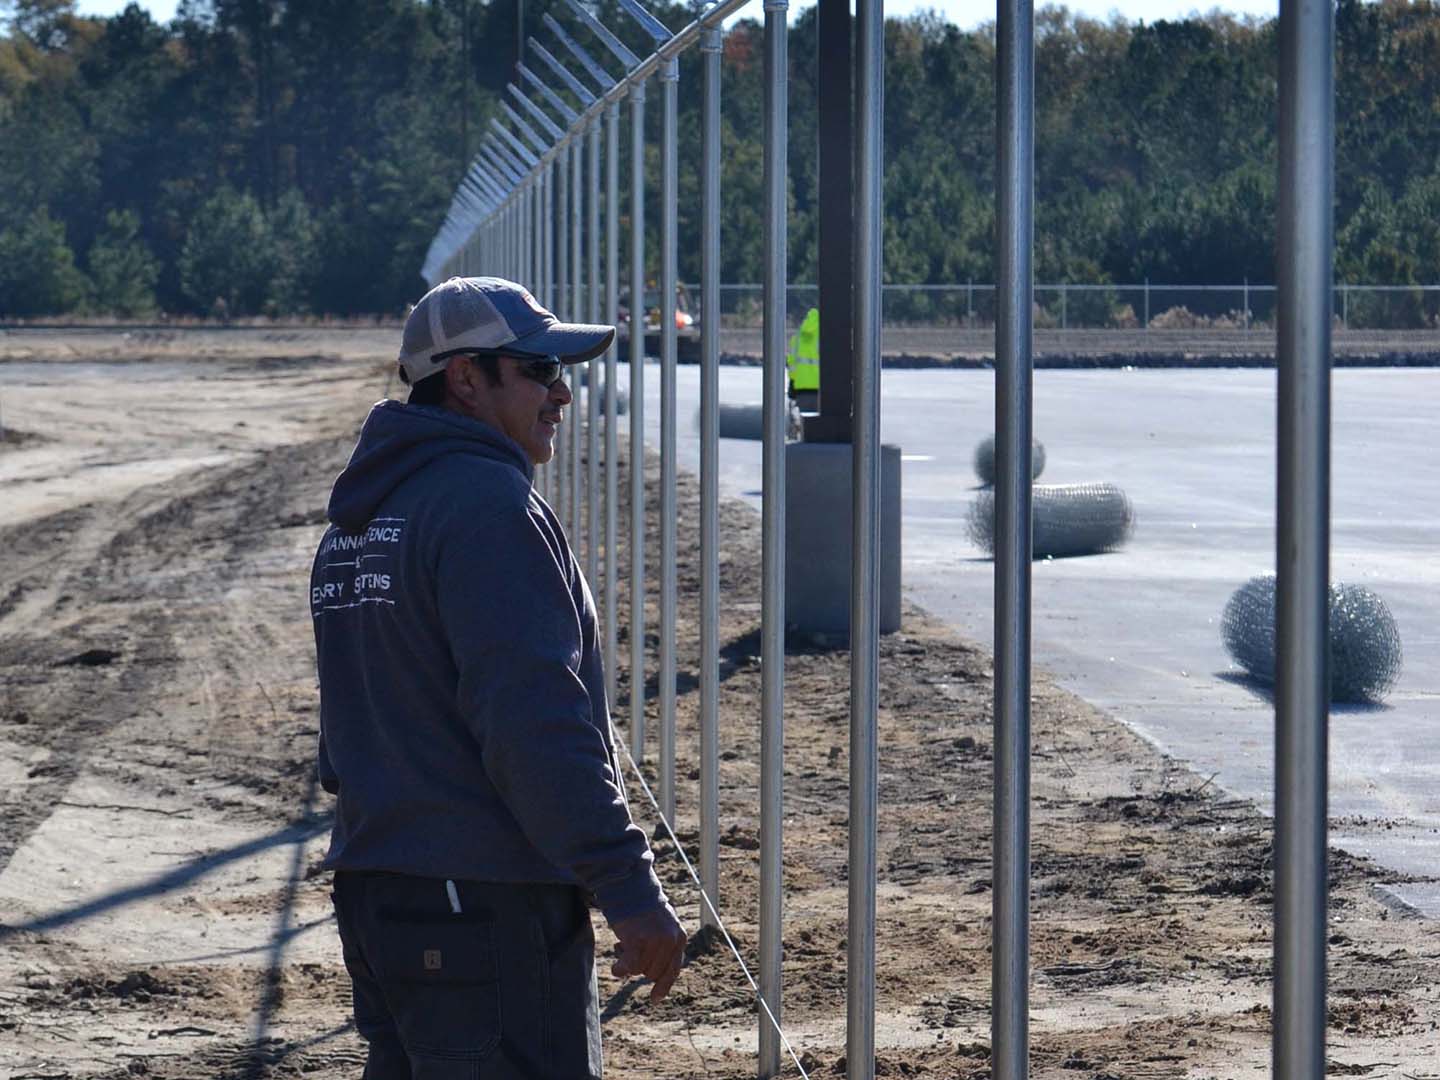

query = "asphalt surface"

[{"left": 608, "top": 362, "right": 1440, "bottom": 916}]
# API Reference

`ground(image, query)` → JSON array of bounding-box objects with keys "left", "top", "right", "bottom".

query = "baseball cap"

[{"left": 397, "top": 276, "right": 615, "bottom": 385}]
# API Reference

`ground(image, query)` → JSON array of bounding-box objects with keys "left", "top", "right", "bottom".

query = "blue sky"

[{"left": 73, "top": 0, "right": 1279, "bottom": 31}]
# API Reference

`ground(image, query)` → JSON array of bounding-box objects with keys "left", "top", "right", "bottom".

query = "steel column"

[
  {"left": 993, "top": 3, "right": 1035, "bottom": 1080},
  {"left": 698, "top": 23, "right": 722, "bottom": 935},
  {"left": 1274, "top": 3, "right": 1333, "bottom": 1078},
  {"left": 628, "top": 81, "right": 647, "bottom": 762},
  {"left": 658, "top": 56, "right": 680, "bottom": 825},
  {"left": 759, "top": 1, "right": 788, "bottom": 1075}
]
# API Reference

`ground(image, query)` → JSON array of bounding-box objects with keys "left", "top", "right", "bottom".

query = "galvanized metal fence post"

[
  {"left": 628, "top": 78, "right": 647, "bottom": 763},
  {"left": 543, "top": 163, "right": 555, "bottom": 501},
  {"left": 543, "top": 162, "right": 554, "bottom": 316},
  {"left": 522, "top": 185, "right": 530, "bottom": 283},
  {"left": 567, "top": 134, "right": 578, "bottom": 538},
  {"left": 848, "top": 0, "right": 884, "bottom": 1075},
  {"left": 994, "top": 3, "right": 1035, "bottom": 1080},
  {"left": 1274, "top": 4, "right": 1333, "bottom": 1078},
  {"left": 760, "top": 0, "right": 788, "bottom": 1073},
  {"left": 659, "top": 54, "right": 680, "bottom": 825},
  {"left": 557, "top": 142, "right": 571, "bottom": 530},
  {"left": 588, "top": 119, "right": 602, "bottom": 590},
  {"left": 698, "top": 21, "right": 722, "bottom": 936},
  {"left": 535, "top": 174, "right": 551, "bottom": 502},
  {"left": 605, "top": 98, "right": 622, "bottom": 712}
]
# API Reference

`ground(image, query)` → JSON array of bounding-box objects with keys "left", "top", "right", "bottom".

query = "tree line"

[{"left": 1, "top": 0, "right": 1438, "bottom": 324}]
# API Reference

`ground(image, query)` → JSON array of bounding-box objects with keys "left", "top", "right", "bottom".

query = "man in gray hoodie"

[{"left": 311, "top": 276, "right": 686, "bottom": 1079}]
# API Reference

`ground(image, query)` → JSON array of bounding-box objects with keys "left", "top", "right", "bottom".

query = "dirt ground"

[{"left": 1, "top": 329, "right": 1437, "bottom": 1080}]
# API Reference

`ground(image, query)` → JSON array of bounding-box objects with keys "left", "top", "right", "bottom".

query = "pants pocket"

[{"left": 371, "top": 910, "right": 503, "bottom": 1063}]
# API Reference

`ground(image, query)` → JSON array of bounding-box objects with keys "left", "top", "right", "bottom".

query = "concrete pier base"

[{"left": 785, "top": 442, "right": 902, "bottom": 636}]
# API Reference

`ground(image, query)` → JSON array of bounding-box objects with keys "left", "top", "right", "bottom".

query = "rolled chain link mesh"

[
  {"left": 967, "top": 482, "right": 1134, "bottom": 558},
  {"left": 1221, "top": 574, "right": 1404, "bottom": 704},
  {"left": 973, "top": 434, "right": 1046, "bottom": 487}
]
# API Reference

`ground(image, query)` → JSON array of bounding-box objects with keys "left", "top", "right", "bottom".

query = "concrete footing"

[{"left": 785, "top": 442, "right": 902, "bottom": 636}]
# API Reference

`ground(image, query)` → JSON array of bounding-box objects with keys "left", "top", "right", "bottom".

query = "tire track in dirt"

[{"left": 0, "top": 437, "right": 348, "bottom": 874}]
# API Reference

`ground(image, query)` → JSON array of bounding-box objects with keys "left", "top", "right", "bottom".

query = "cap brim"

[{"left": 511, "top": 322, "right": 615, "bottom": 364}]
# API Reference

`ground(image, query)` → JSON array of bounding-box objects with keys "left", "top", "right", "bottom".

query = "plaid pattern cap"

[{"left": 397, "top": 276, "right": 615, "bottom": 385}]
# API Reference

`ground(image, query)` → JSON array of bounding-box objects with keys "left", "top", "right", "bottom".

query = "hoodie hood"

[{"left": 327, "top": 400, "right": 533, "bottom": 531}]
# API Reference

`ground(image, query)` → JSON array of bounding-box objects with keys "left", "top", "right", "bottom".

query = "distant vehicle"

[{"left": 616, "top": 282, "right": 700, "bottom": 361}]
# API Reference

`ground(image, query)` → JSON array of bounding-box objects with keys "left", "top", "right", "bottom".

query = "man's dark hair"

[{"left": 407, "top": 353, "right": 503, "bottom": 405}]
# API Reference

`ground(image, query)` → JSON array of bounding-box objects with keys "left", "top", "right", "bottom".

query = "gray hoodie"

[{"left": 311, "top": 400, "right": 665, "bottom": 923}]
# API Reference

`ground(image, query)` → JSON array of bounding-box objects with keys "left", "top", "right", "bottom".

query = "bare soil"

[{"left": 1, "top": 331, "right": 1436, "bottom": 1080}]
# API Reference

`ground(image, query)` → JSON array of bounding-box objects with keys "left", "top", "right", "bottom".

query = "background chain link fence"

[{"left": 710, "top": 283, "right": 1440, "bottom": 331}]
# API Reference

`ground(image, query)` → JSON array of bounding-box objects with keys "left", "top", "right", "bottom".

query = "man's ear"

[{"left": 443, "top": 356, "right": 481, "bottom": 406}]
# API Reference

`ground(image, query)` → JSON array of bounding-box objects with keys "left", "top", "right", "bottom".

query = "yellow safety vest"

[{"left": 786, "top": 307, "right": 820, "bottom": 391}]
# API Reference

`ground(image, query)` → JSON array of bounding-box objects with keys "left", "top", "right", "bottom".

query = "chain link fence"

[{"left": 711, "top": 282, "right": 1440, "bottom": 331}]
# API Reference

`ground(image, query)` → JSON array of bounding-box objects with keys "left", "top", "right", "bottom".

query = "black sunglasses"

[
  {"left": 510, "top": 354, "right": 565, "bottom": 388},
  {"left": 454, "top": 350, "right": 565, "bottom": 388}
]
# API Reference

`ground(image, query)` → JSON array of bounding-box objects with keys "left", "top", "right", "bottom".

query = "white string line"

[{"left": 609, "top": 721, "right": 812, "bottom": 1080}]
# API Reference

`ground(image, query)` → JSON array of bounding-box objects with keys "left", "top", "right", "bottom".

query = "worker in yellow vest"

[{"left": 786, "top": 307, "right": 820, "bottom": 413}]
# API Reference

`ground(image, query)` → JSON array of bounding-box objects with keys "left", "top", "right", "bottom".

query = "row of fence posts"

[{"left": 419, "top": 1, "right": 1334, "bottom": 1078}]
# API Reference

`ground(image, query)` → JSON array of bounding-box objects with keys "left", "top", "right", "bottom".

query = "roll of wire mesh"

[
  {"left": 973, "top": 434, "right": 1046, "bottom": 487},
  {"left": 1221, "top": 574, "right": 1403, "bottom": 704},
  {"left": 967, "top": 482, "right": 1134, "bottom": 559},
  {"left": 713, "top": 402, "right": 763, "bottom": 440}
]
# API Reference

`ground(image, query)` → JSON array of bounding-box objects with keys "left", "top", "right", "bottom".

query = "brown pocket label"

[{"left": 423, "top": 949, "right": 442, "bottom": 971}]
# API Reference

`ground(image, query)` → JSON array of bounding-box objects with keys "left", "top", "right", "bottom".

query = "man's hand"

[{"left": 609, "top": 903, "right": 687, "bottom": 1004}]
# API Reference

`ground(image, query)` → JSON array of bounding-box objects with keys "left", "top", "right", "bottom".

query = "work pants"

[{"left": 332, "top": 871, "right": 602, "bottom": 1079}]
